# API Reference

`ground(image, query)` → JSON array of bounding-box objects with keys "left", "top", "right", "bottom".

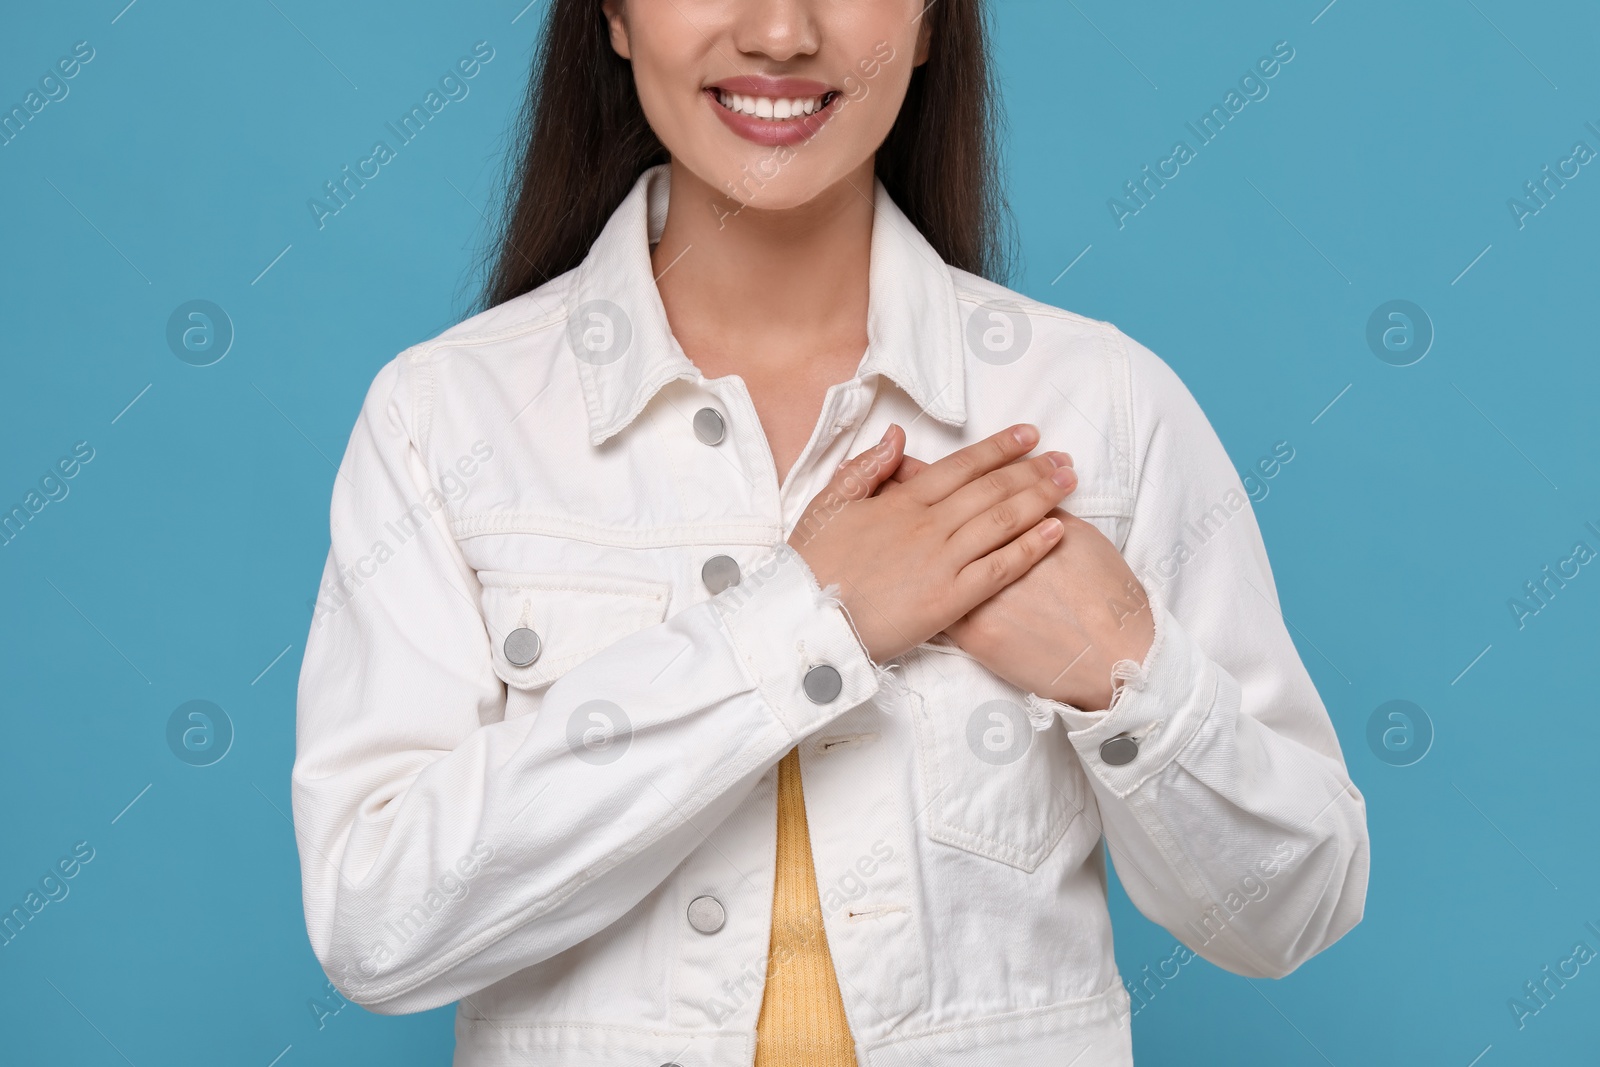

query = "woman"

[{"left": 292, "top": 1, "right": 1369, "bottom": 1063}]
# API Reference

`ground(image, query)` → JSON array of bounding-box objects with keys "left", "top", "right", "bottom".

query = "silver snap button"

[
  {"left": 503, "top": 627, "right": 542, "bottom": 668},
  {"left": 687, "top": 894, "right": 725, "bottom": 934},
  {"left": 803, "top": 664, "right": 843, "bottom": 704},
  {"left": 701, "top": 554, "right": 741, "bottom": 594},
  {"left": 1099, "top": 733, "right": 1139, "bottom": 766},
  {"left": 693, "top": 407, "right": 726, "bottom": 445}
]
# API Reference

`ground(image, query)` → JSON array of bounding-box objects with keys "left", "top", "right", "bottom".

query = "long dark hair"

[{"left": 477, "top": 0, "right": 1012, "bottom": 312}]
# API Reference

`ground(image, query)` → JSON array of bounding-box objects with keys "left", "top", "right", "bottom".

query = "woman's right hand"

[{"left": 786, "top": 422, "right": 1078, "bottom": 664}]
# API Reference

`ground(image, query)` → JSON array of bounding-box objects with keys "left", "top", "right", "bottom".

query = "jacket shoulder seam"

[
  {"left": 401, "top": 303, "right": 571, "bottom": 454},
  {"left": 409, "top": 304, "right": 570, "bottom": 362},
  {"left": 948, "top": 277, "right": 1114, "bottom": 331}
]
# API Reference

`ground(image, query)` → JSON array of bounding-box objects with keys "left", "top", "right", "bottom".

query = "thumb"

[
  {"left": 887, "top": 453, "right": 929, "bottom": 485},
  {"left": 834, "top": 423, "right": 903, "bottom": 499}
]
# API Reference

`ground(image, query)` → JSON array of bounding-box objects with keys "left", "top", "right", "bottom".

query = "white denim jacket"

[{"left": 292, "top": 163, "right": 1368, "bottom": 1066}]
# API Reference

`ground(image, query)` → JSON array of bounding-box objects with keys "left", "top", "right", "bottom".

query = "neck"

[{"left": 650, "top": 157, "right": 876, "bottom": 380}]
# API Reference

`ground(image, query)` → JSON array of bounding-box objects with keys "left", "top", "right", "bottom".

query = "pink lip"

[
  {"left": 703, "top": 75, "right": 841, "bottom": 148},
  {"left": 710, "top": 75, "right": 833, "bottom": 97}
]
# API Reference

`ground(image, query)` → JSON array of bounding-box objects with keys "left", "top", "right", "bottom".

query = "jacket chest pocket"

[
  {"left": 477, "top": 570, "right": 672, "bottom": 701},
  {"left": 1065, "top": 500, "right": 1132, "bottom": 554},
  {"left": 903, "top": 641, "right": 1085, "bottom": 873}
]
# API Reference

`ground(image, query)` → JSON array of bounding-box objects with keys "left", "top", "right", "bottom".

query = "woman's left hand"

[{"left": 880, "top": 452, "right": 1155, "bottom": 712}]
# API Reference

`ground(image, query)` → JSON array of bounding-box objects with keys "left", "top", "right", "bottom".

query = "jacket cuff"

[
  {"left": 1027, "top": 585, "right": 1216, "bottom": 798},
  {"left": 711, "top": 541, "right": 882, "bottom": 739}
]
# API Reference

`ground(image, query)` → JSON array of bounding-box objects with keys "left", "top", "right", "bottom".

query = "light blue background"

[{"left": 2, "top": 0, "right": 1596, "bottom": 1063}]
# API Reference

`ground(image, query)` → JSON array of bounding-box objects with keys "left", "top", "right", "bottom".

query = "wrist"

[{"left": 1037, "top": 634, "right": 1155, "bottom": 713}]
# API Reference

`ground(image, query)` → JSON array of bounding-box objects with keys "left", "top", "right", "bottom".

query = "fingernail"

[
  {"left": 1051, "top": 466, "right": 1076, "bottom": 488},
  {"left": 1012, "top": 424, "right": 1036, "bottom": 446},
  {"left": 878, "top": 425, "right": 893, "bottom": 447}
]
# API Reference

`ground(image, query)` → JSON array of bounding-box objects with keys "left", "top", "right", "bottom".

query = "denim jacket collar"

[{"left": 569, "top": 162, "right": 968, "bottom": 447}]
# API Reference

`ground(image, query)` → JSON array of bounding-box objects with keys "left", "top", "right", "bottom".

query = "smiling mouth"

[{"left": 710, "top": 87, "right": 840, "bottom": 121}]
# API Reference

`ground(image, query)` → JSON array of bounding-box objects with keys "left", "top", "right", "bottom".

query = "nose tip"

[{"left": 730, "top": 3, "right": 821, "bottom": 62}]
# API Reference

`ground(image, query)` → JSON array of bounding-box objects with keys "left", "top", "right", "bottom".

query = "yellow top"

[{"left": 752, "top": 746, "right": 857, "bottom": 1066}]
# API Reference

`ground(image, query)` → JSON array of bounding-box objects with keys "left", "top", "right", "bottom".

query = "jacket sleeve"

[
  {"left": 1039, "top": 329, "right": 1370, "bottom": 979},
  {"left": 291, "top": 353, "right": 882, "bottom": 1014}
]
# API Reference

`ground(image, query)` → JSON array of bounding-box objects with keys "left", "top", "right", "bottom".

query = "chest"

[
  {"left": 434, "top": 352, "right": 1135, "bottom": 599},
  {"left": 700, "top": 351, "right": 868, "bottom": 489}
]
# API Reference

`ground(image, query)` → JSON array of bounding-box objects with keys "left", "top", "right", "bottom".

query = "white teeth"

[{"left": 715, "top": 90, "right": 828, "bottom": 120}]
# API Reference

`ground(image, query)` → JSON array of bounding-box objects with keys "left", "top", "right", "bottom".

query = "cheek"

[
  {"left": 839, "top": 73, "right": 903, "bottom": 142},
  {"left": 841, "top": 29, "right": 921, "bottom": 130},
  {"left": 621, "top": 8, "right": 712, "bottom": 146},
  {"left": 630, "top": 55, "right": 694, "bottom": 147}
]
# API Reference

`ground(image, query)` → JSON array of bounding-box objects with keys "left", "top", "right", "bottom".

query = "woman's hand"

[
  {"left": 882, "top": 452, "right": 1155, "bottom": 712},
  {"left": 787, "top": 423, "right": 1077, "bottom": 665}
]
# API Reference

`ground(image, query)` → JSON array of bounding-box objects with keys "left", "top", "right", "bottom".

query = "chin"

[{"left": 695, "top": 147, "right": 868, "bottom": 213}]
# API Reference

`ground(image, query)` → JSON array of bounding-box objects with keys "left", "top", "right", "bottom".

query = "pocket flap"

[{"left": 477, "top": 570, "right": 672, "bottom": 690}]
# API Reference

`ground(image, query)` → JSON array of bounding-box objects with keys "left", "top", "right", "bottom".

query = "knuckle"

[
  {"left": 989, "top": 501, "right": 1018, "bottom": 530},
  {"left": 983, "top": 552, "right": 1010, "bottom": 586},
  {"left": 1028, "top": 524, "right": 1053, "bottom": 555}
]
